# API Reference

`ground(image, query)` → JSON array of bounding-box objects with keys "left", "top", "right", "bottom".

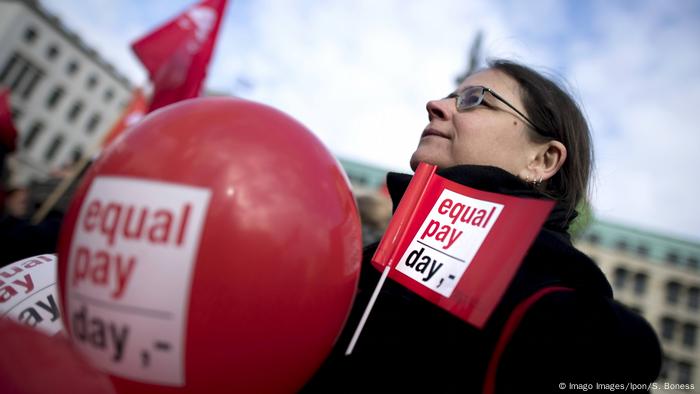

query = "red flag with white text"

[
  {"left": 131, "top": 0, "right": 227, "bottom": 112},
  {"left": 372, "top": 163, "right": 554, "bottom": 328},
  {"left": 100, "top": 88, "right": 148, "bottom": 148},
  {"left": 0, "top": 89, "right": 18, "bottom": 152}
]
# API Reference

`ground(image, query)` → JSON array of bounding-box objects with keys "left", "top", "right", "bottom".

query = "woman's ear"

[{"left": 529, "top": 140, "right": 567, "bottom": 181}]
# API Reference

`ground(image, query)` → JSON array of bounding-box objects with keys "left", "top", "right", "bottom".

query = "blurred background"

[
  {"left": 14, "top": 0, "right": 699, "bottom": 241},
  {"left": 0, "top": 0, "right": 698, "bottom": 391}
]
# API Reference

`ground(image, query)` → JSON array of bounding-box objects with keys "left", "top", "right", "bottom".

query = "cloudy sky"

[{"left": 41, "top": 0, "right": 700, "bottom": 241}]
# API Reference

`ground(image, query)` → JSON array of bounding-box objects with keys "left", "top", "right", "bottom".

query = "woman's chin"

[
  {"left": 409, "top": 152, "right": 425, "bottom": 171},
  {"left": 410, "top": 150, "right": 445, "bottom": 171}
]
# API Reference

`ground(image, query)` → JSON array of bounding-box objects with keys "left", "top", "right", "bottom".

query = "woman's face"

[{"left": 410, "top": 69, "right": 542, "bottom": 176}]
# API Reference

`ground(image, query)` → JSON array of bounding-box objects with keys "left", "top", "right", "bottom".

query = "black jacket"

[{"left": 302, "top": 165, "right": 661, "bottom": 394}]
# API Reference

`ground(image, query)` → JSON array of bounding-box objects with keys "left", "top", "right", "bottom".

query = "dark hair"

[{"left": 488, "top": 59, "right": 593, "bottom": 217}]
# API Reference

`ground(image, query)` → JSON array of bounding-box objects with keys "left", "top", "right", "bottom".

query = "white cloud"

[
  {"left": 220, "top": 0, "right": 534, "bottom": 173},
  {"left": 37, "top": 0, "right": 700, "bottom": 240},
  {"left": 565, "top": 0, "right": 700, "bottom": 239}
]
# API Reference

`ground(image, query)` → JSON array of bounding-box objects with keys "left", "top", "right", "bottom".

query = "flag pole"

[
  {"left": 345, "top": 163, "right": 437, "bottom": 355},
  {"left": 345, "top": 264, "right": 391, "bottom": 355},
  {"left": 30, "top": 150, "right": 92, "bottom": 224}
]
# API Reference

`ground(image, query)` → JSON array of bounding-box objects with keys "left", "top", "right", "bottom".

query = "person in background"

[
  {"left": 356, "top": 191, "right": 392, "bottom": 246},
  {"left": 0, "top": 185, "right": 62, "bottom": 267},
  {"left": 302, "top": 59, "right": 661, "bottom": 393}
]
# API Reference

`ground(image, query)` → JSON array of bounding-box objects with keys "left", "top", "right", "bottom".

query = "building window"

[
  {"left": 70, "top": 146, "right": 83, "bottom": 165},
  {"left": 23, "top": 121, "right": 44, "bottom": 149},
  {"left": 23, "top": 26, "right": 38, "bottom": 43},
  {"left": 67, "top": 101, "right": 84, "bottom": 122},
  {"left": 613, "top": 267, "right": 628, "bottom": 290},
  {"left": 667, "top": 251, "right": 680, "bottom": 264},
  {"left": 0, "top": 53, "right": 20, "bottom": 83},
  {"left": 66, "top": 61, "right": 79, "bottom": 76},
  {"left": 43, "top": 134, "right": 64, "bottom": 162},
  {"left": 9, "top": 63, "right": 30, "bottom": 91},
  {"left": 11, "top": 107, "right": 22, "bottom": 122},
  {"left": 660, "top": 316, "right": 676, "bottom": 341},
  {"left": 636, "top": 245, "right": 649, "bottom": 257},
  {"left": 615, "top": 239, "right": 628, "bottom": 251},
  {"left": 46, "top": 44, "right": 59, "bottom": 60},
  {"left": 0, "top": 52, "right": 44, "bottom": 99},
  {"left": 21, "top": 70, "right": 43, "bottom": 99},
  {"left": 46, "top": 86, "right": 65, "bottom": 109},
  {"left": 85, "top": 113, "right": 101, "bottom": 134},
  {"left": 682, "top": 323, "right": 697, "bottom": 348},
  {"left": 677, "top": 361, "right": 693, "bottom": 385},
  {"left": 104, "top": 88, "right": 114, "bottom": 102},
  {"left": 666, "top": 281, "right": 682, "bottom": 305},
  {"left": 86, "top": 74, "right": 98, "bottom": 89},
  {"left": 688, "top": 257, "right": 699, "bottom": 270},
  {"left": 688, "top": 287, "right": 699, "bottom": 311},
  {"left": 633, "top": 273, "right": 648, "bottom": 295}
]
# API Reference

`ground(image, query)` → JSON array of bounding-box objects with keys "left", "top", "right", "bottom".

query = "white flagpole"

[{"left": 345, "top": 264, "right": 392, "bottom": 355}]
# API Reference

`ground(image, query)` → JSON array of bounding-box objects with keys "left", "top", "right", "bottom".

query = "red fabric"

[
  {"left": 0, "top": 89, "right": 18, "bottom": 152},
  {"left": 131, "top": 0, "right": 227, "bottom": 112},
  {"left": 482, "top": 286, "right": 574, "bottom": 394},
  {"left": 100, "top": 88, "right": 147, "bottom": 148}
]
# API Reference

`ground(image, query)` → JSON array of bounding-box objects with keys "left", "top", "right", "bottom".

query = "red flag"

[
  {"left": 100, "top": 88, "right": 147, "bottom": 148},
  {"left": 0, "top": 89, "right": 18, "bottom": 152},
  {"left": 131, "top": 0, "right": 227, "bottom": 112},
  {"left": 371, "top": 163, "right": 554, "bottom": 328}
]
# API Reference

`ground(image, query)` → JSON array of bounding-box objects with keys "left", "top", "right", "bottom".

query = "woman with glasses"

[{"left": 302, "top": 60, "right": 661, "bottom": 393}]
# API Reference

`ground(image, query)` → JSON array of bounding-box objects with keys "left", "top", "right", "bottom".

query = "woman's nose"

[{"left": 426, "top": 98, "right": 450, "bottom": 121}]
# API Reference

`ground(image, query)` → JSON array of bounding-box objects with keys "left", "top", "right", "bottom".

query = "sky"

[{"left": 41, "top": 0, "right": 700, "bottom": 242}]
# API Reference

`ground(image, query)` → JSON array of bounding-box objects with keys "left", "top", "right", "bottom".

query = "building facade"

[
  {"left": 339, "top": 157, "right": 394, "bottom": 193},
  {"left": 0, "top": 0, "right": 132, "bottom": 185},
  {"left": 575, "top": 221, "right": 700, "bottom": 391}
]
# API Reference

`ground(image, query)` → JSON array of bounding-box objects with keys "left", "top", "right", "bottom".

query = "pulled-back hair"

[{"left": 489, "top": 59, "right": 593, "bottom": 216}]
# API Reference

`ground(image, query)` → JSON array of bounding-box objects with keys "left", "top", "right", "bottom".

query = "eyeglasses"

[{"left": 446, "top": 85, "right": 549, "bottom": 137}]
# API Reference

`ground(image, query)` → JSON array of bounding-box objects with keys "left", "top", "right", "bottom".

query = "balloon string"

[{"left": 344, "top": 264, "right": 391, "bottom": 355}]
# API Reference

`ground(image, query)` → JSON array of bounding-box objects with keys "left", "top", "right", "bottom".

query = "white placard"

[
  {"left": 395, "top": 189, "right": 503, "bottom": 297},
  {"left": 0, "top": 254, "right": 63, "bottom": 336},
  {"left": 66, "top": 176, "right": 210, "bottom": 386}
]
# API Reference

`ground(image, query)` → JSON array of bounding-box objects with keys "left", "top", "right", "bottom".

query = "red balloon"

[
  {"left": 0, "top": 320, "right": 115, "bottom": 394},
  {"left": 57, "top": 98, "right": 362, "bottom": 393}
]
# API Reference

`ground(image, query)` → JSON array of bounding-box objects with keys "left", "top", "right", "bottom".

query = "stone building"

[
  {"left": 576, "top": 220, "right": 699, "bottom": 391},
  {"left": 0, "top": 0, "right": 132, "bottom": 185}
]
